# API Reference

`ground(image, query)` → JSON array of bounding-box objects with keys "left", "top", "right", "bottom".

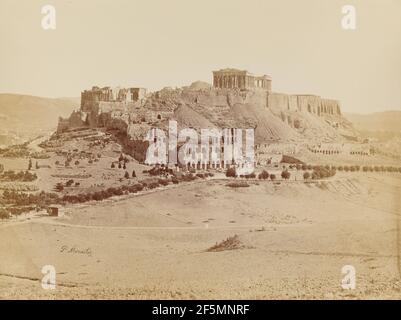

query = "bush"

[
  {"left": 303, "top": 172, "right": 310, "bottom": 180},
  {"left": 270, "top": 174, "right": 276, "bottom": 180},
  {"left": 226, "top": 181, "right": 249, "bottom": 188},
  {"left": 0, "top": 209, "right": 10, "bottom": 220},
  {"left": 158, "top": 179, "right": 169, "bottom": 186},
  {"left": 148, "top": 182, "right": 160, "bottom": 189},
  {"left": 124, "top": 171, "right": 130, "bottom": 179}
]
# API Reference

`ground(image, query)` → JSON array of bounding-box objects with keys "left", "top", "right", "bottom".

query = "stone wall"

[{"left": 267, "top": 92, "right": 341, "bottom": 116}]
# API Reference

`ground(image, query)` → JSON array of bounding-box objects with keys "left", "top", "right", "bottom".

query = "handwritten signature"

[{"left": 60, "top": 245, "right": 93, "bottom": 257}]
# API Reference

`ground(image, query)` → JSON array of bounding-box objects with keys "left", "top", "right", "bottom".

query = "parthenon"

[{"left": 213, "top": 68, "right": 272, "bottom": 90}]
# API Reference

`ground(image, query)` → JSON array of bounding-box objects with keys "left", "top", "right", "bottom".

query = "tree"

[
  {"left": 124, "top": 171, "right": 130, "bottom": 179},
  {"left": 28, "top": 158, "right": 32, "bottom": 170},
  {"left": 118, "top": 162, "right": 122, "bottom": 169},
  {"left": 258, "top": 170, "right": 269, "bottom": 180},
  {"left": 225, "top": 167, "right": 236, "bottom": 178},
  {"left": 35, "top": 161, "right": 39, "bottom": 169},
  {"left": 111, "top": 162, "right": 115, "bottom": 168},
  {"left": 269, "top": 174, "right": 276, "bottom": 180},
  {"left": 132, "top": 170, "right": 136, "bottom": 178},
  {"left": 303, "top": 172, "right": 310, "bottom": 180},
  {"left": 281, "top": 170, "right": 291, "bottom": 180}
]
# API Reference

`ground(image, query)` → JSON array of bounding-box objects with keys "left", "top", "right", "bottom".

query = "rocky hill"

[{"left": 128, "top": 85, "right": 357, "bottom": 144}]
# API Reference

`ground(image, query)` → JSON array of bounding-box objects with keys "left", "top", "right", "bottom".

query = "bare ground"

[{"left": 1, "top": 173, "right": 401, "bottom": 299}]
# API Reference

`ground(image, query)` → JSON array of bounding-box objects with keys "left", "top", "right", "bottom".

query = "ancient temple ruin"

[{"left": 213, "top": 68, "right": 272, "bottom": 90}]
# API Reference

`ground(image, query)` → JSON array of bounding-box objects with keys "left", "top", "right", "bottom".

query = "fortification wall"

[{"left": 267, "top": 92, "right": 341, "bottom": 116}]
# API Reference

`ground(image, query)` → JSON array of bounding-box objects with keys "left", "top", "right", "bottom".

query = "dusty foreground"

[{"left": 1, "top": 173, "right": 401, "bottom": 299}]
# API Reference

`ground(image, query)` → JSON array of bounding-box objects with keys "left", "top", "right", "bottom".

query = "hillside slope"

[
  {"left": 0, "top": 94, "right": 77, "bottom": 145},
  {"left": 345, "top": 111, "right": 401, "bottom": 133}
]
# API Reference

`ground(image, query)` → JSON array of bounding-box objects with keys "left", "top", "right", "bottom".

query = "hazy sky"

[{"left": 0, "top": 0, "right": 400, "bottom": 113}]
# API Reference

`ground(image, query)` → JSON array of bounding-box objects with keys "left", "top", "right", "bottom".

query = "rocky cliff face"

[{"left": 59, "top": 85, "right": 357, "bottom": 145}]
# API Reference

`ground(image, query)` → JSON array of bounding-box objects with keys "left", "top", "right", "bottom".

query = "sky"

[{"left": 0, "top": 0, "right": 400, "bottom": 114}]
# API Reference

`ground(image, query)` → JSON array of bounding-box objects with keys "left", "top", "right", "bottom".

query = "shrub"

[
  {"left": 226, "top": 181, "right": 250, "bottom": 188},
  {"left": 270, "top": 174, "right": 276, "bottom": 180},
  {"left": 0, "top": 209, "right": 10, "bottom": 220},
  {"left": 158, "top": 179, "right": 169, "bottom": 186},
  {"left": 124, "top": 171, "right": 130, "bottom": 179},
  {"left": 303, "top": 172, "right": 310, "bottom": 180},
  {"left": 148, "top": 182, "right": 160, "bottom": 189}
]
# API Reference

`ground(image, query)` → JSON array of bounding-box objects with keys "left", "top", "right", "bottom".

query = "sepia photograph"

[{"left": 0, "top": 0, "right": 401, "bottom": 310}]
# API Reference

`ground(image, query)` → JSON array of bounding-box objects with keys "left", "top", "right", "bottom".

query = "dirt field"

[{"left": 1, "top": 173, "right": 401, "bottom": 299}]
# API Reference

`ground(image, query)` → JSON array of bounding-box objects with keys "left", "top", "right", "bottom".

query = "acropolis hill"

[{"left": 58, "top": 68, "right": 356, "bottom": 151}]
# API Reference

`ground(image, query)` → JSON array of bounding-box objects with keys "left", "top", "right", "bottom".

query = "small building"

[{"left": 47, "top": 206, "right": 59, "bottom": 217}]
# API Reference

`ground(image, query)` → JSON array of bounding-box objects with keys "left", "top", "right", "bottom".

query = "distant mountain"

[
  {"left": 345, "top": 111, "right": 401, "bottom": 133},
  {"left": 0, "top": 94, "right": 78, "bottom": 146}
]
